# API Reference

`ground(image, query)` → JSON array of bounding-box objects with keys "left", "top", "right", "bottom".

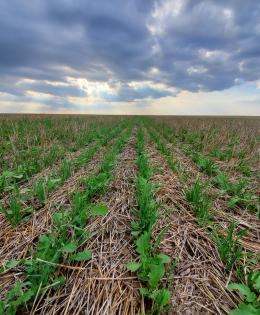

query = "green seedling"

[
  {"left": 33, "top": 177, "right": 61, "bottom": 203},
  {"left": 185, "top": 182, "right": 212, "bottom": 226},
  {"left": 132, "top": 177, "right": 159, "bottom": 236},
  {"left": 59, "top": 160, "right": 72, "bottom": 183},
  {"left": 129, "top": 127, "right": 172, "bottom": 314},
  {"left": 127, "top": 231, "right": 171, "bottom": 315},
  {"left": 186, "top": 182, "right": 202, "bottom": 204},
  {"left": 1, "top": 195, "right": 23, "bottom": 227},
  {"left": 228, "top": 271, "right": 260, "bottom": 315},
  {"left": 0, "top": 170, "right": 24, "bottom": 193},
  {"left": 212, "top": 222, "right": 248, "bottom": 272},
  {"left": 0, "top": 201, "right": 109, "bottom": 314},
  {"left": 236, "top": 160, "right": 252, "bottom": 177},
  {"left": 214, "top": 173, "right": 258, "bottom": 211},
  {"left": 194, "top": 154, "right": 219, "bottom": 176},
  {"left": 210, "top": 148, "right": 233, "bottom": 161}
]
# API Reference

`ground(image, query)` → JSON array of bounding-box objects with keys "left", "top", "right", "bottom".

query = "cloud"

[
  {"left": 100, "top": 83, "right": 175, "bottom": 102},
  {"left": 0, "top": 0, "right": 260, "bottom": 113}
]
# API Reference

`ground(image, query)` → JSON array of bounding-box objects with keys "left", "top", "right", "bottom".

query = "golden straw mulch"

[
  {"left": 161, "top": 133, "right": 260, "bottom": 254},
  {"left": 0, "top": 141, "right": 113, "bottom": 300},
  {"left": 34, "top": 133, "right": 144, "bottom": 315},
  {"left": 146, "top": 139, "right": 241, "bottom": 315},
  {"left": 0, "top": 140, "right": 97, "bottom": 206}
]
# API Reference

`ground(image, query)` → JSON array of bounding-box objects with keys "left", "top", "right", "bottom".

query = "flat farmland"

[{"left": 0, "top": 114, "right": 259, "bottom": 315}]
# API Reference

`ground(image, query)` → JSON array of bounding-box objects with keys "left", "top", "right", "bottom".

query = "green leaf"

[
  {"left": 0, "top": 301, "right": 4, "bottom": 315},
  {"left": 157, "top": 254, "right": 171, "bottom": 264},
  {"left": 131, "top": 230, "right": 140, "bottom": 236},
  {"left": 127, "top": 261, "right": 141, "bottom": 272},
  {"left": 52, "top": 275, "right": 65, "bottom": 289},
  {"left": 136, "top": 232, "right": 151, "bottom": 256},
  {"left": 251, "top": 271, "right": 260, "bottom": 291},
  {"left": 156, "top": 288, "right": 171, "bottom": 306},
  {"left": 14, "top": 174, "right": 23, "bottom": 179},
  {"left": 228, "top": 283, "right": 256, "bottom": 303},
  {"left": 148, "top": 263, "right": 165, "bottom": 289},
  {"left": 12, "top": 289, "right": 34, "bottom": 306},
  {"left": 5, "top": 260, "right": 20, "bottom": 270},
  {"left": 68, "top": 250, "right": 92, "bottom": 262},
  {"left": 229, "top": 303, "right": 260, "bottom": 315},
  {"left": 139, "top": 287, "right": 150, "bottom": 296},
  {"left": 61, "top": 242, "right": 78, "bottom": 253},
  {"left": 236, "top": 228, "right": 249, "bottom": 239},
  {"left": 228, "top": 196, "right": 241, "bottom": 208},
  {"left": 130, "top": 221, "right": 140, "bottom": 230},
  {"left": 91, "top": 204, "right": 108, "bottom": 216}
]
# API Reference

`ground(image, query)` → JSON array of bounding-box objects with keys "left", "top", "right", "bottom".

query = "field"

[{"left": 0, "top": 114, "right": 259, "bottom": 315}]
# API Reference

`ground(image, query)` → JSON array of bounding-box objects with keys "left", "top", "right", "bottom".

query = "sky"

[{"left": 0, "top": 0, "right": 260, "bottom": 115}]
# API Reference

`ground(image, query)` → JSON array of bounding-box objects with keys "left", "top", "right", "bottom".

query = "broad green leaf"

[
  {"left": 228, "top": 283, "right": 256, "bottom": 303},
  {"left": 24, "top": 207, "right": 33, "bottom": 215},
  {"left": 49, "top": 178, "right": 61, "bottom": 185},
  {"left": 127, "top": 261, "right": 141, "bottom": 272},
  {"left": 156, "top": 288, "right": 171, "bottom": 306},
  {"left": 130, "top": 221, "right": 140, "bottom": 229},
  {"left": 136, "top": 232, "right": 151, "bottom": 256},
  {"left": 91, "top": 204, "right": 108, "bottom": 216},
  {"left": 229, "top": 303, "right": 260, "bottom": 315},
  {"left": 148, "top": 263, "right": 165, "bottom": 289},
  {"left": 68, "top": 250, "right": 92, "bottom": 262},
  {"left": 139, "top": 287, "right": 150, "bottom": 296},
  {"left": 251, "top": 271, "right": 260, "bottom": 291},
  {"left": 12, "top": 289, "right": 34, "bottom": 306},
  {"left": 5, "top": 260, "right": 19, "bottom": 270},
  {"left": 61, "top": 242, "right": 78, "bottom": 253},
  {"left": 157, "top": 254, "right": 171, "bottom": 264}
]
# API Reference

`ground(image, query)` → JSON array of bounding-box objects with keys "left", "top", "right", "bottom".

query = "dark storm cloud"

[
  {"left": 101, "top": 84, "right": 175, "bottom": 102},
  {"left": 0, "top": 80, "right": 86, "bottom": 98},
  {"left": 0, "top": 0, "right": 260, "bottom": 103}
]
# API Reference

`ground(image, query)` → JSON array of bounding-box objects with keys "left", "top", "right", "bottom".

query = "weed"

[
  {"left": 212, "top": 222, "right": 248, "bottom": 272},
  {"left": 33, "top": 178, "right": 61, "bottom": 203},
  {"left": 128, "top": 127, "right": 172, "bottom": 314},
  {"left": 185, "top": 183, "right": 212, "bottom": 226},
  {"left": 59, "top": 160, "right": 72, "bottom": 183},
  {"left": 228, "top": 271, "right": 260, "bottom": 315},
  {"left": 1, "top": 195, "right": 23, "bottom": 226},
  {"left": 0, "top": 170, "right": 24, "bottom": 193}
]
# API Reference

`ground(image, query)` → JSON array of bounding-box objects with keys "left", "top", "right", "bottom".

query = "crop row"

[
  {"left": 127, "top": 127, "right": 173, "bottom": 315},
  {"left": 0, "top": 124, "right": 132, "bottom": 314},
  {"left": 0, "top": 117, "right": 258, "bottom": 314},
  {"left": 0, "top": 121, "right": 128, "bottom": 228},
  {"left": 153, "top": 116, "right": 258, "bottom": 177},
  {"left": 145, "top": 121, "right": 260, "bottom": 315},
  {"left": 0, "top": 120, "right": 114, "bottom": 194},
  {"left": 0, "top": 116, "right": 121, "bottom": 171},
  {"left": 150, "top": 120, "right": 259, "bottom": 218}
]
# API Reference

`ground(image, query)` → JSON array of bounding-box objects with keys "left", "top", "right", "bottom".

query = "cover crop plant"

[
  {"left": 128, "top": 127, "right": 172, "bottom": 315},
  {"left": 228, "top": 271, "right": 260, "bottom": 315},
  {"left": 1, "top": 122, "right": 128, "bottom": 226},
  {"left": 212, "top": 223, "right": 248, "bottom": 272},
  {"left": 0, "top": 126, "right": 132, "bottom": 314}
]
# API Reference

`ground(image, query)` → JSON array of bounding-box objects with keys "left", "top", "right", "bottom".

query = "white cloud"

[{"left": 187, "top": 65, "right": 208, "bottom": 75}]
